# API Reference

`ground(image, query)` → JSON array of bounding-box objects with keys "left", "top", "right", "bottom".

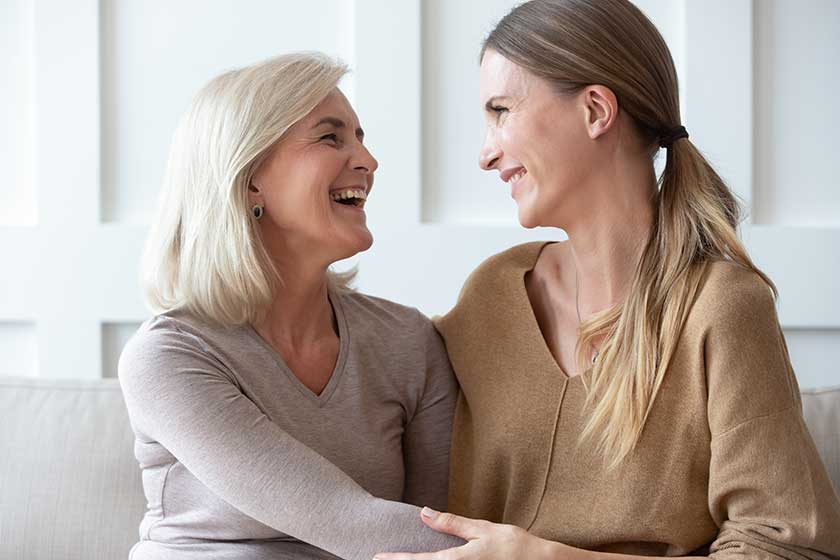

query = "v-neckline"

[
  {"left": 244, "top": 285, "right": 350, "bottom": 407},
  {"left": 518, "top": 240, "right": 591, "bottom": 382}
]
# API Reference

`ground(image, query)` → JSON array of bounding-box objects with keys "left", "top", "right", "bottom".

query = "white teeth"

[
  {"left": 330, "top": 189, "right": 367, "bottom": 202},
  {"left": 509, "top": 170, "right": 527, "bottom": 183}
]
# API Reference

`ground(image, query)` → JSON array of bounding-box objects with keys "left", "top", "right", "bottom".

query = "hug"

[{"left": 118, "top": 0, "right": 840, "bottom": 558}]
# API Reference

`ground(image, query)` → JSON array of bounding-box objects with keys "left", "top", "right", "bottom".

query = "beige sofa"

[{"left": 2, "top": 376, "right": 839, "bottom": 560}]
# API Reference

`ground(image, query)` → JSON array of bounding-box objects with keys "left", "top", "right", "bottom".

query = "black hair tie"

[{"left": 658, "top": 125, "right": 689, "bottom": 148}]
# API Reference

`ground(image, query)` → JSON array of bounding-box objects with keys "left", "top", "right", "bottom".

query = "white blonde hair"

[{"left": 141, "top": 52, "right": 354, "bottom": 327}]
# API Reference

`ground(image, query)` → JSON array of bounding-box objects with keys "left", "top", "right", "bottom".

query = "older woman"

[
  {"left": 375, "top": 0, "right": 840, "bottom": 559},
  {"left": 118, "top": 53, "right": 463, "bottom": 559}
]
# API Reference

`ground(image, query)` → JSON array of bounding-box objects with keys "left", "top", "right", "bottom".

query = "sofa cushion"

[
  {"left": 1, "top": 376, "right": 838, "bottom": 558},
  {"left": 801, "top": 385, "right": 840, "bottom": 495},
  {"left": 0, "top": 376, "right": 145, "bottom": 560}
]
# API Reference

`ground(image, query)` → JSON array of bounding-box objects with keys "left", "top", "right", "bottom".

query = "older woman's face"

[
  {"left": 251, "top": 89, "right": 378, "bottom": 264},
  {"left": 478, "top": 49, "right": 596, "bottom": 229}
]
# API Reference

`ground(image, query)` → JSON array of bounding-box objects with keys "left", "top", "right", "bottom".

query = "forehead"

[
  {"left": 300, "top": 88, "right": 360, "bottom": 127},
  {"left": 479, "top": 49, "right": 533, "bottom": 100}
]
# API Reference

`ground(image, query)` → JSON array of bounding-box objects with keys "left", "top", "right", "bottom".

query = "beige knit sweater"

[{"left": 435, "top": 241, "right": 840, "bottom": 558}]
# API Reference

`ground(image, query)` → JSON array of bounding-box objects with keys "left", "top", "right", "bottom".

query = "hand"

[{"left": 373, "top": 507, "right": 556, "bottom": 560}]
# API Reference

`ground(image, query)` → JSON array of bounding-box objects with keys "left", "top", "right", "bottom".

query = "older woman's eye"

[
  {"left": 490, "top": 105, "right": 508, "bottom": 114},
  {"left": 321, "top": 133, "right": 339, "bottom": 143}
]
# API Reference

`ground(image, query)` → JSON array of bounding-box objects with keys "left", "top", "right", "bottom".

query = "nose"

[
  {"left": 479, "top": 131, "right": 501, "bottom": 171},
  {"left": 351, "top": 141, "right": 378, "bottom": 175}
]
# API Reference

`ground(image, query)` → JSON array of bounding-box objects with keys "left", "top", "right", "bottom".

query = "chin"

[
  {"left": 336, "top": 231, "right": 373, "bottom": 260},
  {"left": 356, "top": 231, "right": 374, "bottom": 253},
  {"left": 516, "top": 206, "right": 541, "bottom": 230}
]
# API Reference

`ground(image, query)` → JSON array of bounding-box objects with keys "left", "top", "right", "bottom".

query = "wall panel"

[
  {"left": 100, "top": 0, "right": 354, "bottom": 224},
  {"left": 785, "top": 329, "right": 840, "bottom": 390},
  {"left": 0, "top": 322, "right": 38, "bottom": 377},
  {"left": 1, "top": 0, "right": 837, "bottom": 389},
  {"left": 753, "top": 0, "right": 840, "bottom": 226},
  {"left": 420, "top": 0, "right": 687, "bottom": 226},
  {"left": 0, "top": 0, "right": 36, "bottom": 226}
]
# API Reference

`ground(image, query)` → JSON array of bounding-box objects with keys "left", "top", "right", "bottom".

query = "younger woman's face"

[
  {"left": 478, "top": 49, "right": 599, "bottom": 229},
  {"left": 251, "top": 89, "right": 378, "bottom": 266}
]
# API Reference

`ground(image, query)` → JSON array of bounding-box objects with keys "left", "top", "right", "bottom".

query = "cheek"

[
  {"left": 273, "top": 155, "right": 337, "bottom": 203},
  {"left": 499, "top": 117, "right": 559, "bottom": 171},
  {"left": 497, "top": 123, "right": 520, "bottom": 156},
  {"left": 532, "top": 125, "right": 591, "bottom": 187}
]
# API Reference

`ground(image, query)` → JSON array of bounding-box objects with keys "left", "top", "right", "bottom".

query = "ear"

[
  {"left": 247, "top": 182, "right": 263, "bottom": 207},
  {"left": 581, "top": 85, "right": 619, "bottom": 141}
]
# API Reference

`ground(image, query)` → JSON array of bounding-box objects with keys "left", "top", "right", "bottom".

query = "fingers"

[
  {"left": 420, "top": 507, "right": 485, "bottom": 541},
  {"left": 373, "top": 507, "right": 486, "bottom": 560}
]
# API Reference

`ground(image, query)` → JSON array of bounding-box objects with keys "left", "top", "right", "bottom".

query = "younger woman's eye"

[{"left": 490, "top": 105, "right": 508, "bottom": 114}]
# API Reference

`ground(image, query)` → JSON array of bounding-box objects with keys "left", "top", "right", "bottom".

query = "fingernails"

[{"left": 421, "top": 506, "right": 440, "bottom": 519}]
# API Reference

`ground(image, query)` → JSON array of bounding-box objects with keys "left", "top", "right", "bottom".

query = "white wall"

[
  {"left": 0, "top": 0, "right": 35, "bottom": 226},
  {"left": 1, "top": 0, "right": 838, "bottom": 389}
]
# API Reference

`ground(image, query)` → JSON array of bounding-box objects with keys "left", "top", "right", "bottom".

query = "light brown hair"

[{"left": 483, "top": 0, "right": 776, "bottom": 469}]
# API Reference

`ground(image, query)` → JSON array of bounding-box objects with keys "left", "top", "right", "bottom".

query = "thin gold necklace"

[{"left": 575, "top": 263, "right": 600, "bottom": 365}]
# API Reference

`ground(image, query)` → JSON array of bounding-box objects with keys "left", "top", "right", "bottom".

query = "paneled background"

[{"left": 1, "top": 0, "right": 838, "bottom": 389}]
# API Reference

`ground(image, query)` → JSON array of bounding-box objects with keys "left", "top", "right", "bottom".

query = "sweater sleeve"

[
  {"left": 704, "top": 271, "right": 840, "bottom": 558},
  {"left": 117, "top": 321, "right": 464, "bottom": 560},
  {"left": 401, "top": 319, "right": 459, "bottom": 511}
]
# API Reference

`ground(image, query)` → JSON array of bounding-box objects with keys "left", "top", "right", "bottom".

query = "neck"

[
  {"left": 557, "top": 157, "right": 656, "bottom": 318},
  {"left": 252, "top": 243, "right": 337, "bottom": 349},
  {"left": 567, "top": 217, "right": 650, "bottom": 318}
]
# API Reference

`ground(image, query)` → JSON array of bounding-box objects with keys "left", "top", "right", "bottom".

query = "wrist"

[{"left": 540, "top": 538, "right": 591, "bottom": 560}]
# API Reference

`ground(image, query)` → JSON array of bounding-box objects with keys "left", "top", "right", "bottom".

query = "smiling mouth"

[
  {"left": 510, "top": 169, "right": 527, "bottom": 184},
  {"left": 330, "top": 188, "right": 367, "bottom": 209}
]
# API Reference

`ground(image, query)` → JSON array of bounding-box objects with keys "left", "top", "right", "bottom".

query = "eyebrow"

[
  {"left": 484, "top": 96, "right": 511, "bottom": 112},
  {"left": 313, "top": 116, "right": 364, "bottom": 139}
]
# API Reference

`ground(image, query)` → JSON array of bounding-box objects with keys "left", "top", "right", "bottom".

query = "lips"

[
  {"left": 500, "top": 166, "right": 526, "bottom": 183},
  {"left": 501, "top": 167, "right": 529, "bottom": 200},
  {"left": 329, "top": 184, "right": 369, "bottom": 196},
  {"left": 509, "top": 169, "right": 527, "bottom": 185},
  {"left": 329, "top": 185, "right": 369, "bottom": 209}
]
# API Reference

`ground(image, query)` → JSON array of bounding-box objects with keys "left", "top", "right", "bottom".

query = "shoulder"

[
  {"left": 691, "top": 259, "right": 777, "bottom": 328},
  {"left": 690, "top": 262, "right": 798, "bottom": 434},
  {"left": 338, "top": 290, "right": 431, "bottom": 334},
  {"left": 121, "top": 309, "right": 217, "bottom": 360},
  {"left": 118, "top": 310, "right": 232, "bottom": 388},
  {"left": 444, "top": 241, "right": 547, "bottom": 315},
  {"left": 466, "top": 241, "right": 547, "bottom": 289},
  {"left": 121, "top": 313, "right": 194, "bottom": 359},
  {"left": 338, "top": 290, "right": 446, "bottom": 353}
]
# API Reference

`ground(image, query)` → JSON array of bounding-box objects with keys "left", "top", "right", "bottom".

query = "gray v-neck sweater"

[{"left": 118, "top": 288, "right": 463, "bottom": 559}]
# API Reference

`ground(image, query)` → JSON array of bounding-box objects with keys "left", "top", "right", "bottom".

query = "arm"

[
  {"left": 118, "top": 322, "right": 463, "bottom": 560},
  {"left": 701, "top": 275, "right": 840, "bottom": 558},
  {"left": 401, "top": 321, "right": 459, "bottom": 511},
  {"left": 375, "top": 510, "right": 709, "bottom": 560}
]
